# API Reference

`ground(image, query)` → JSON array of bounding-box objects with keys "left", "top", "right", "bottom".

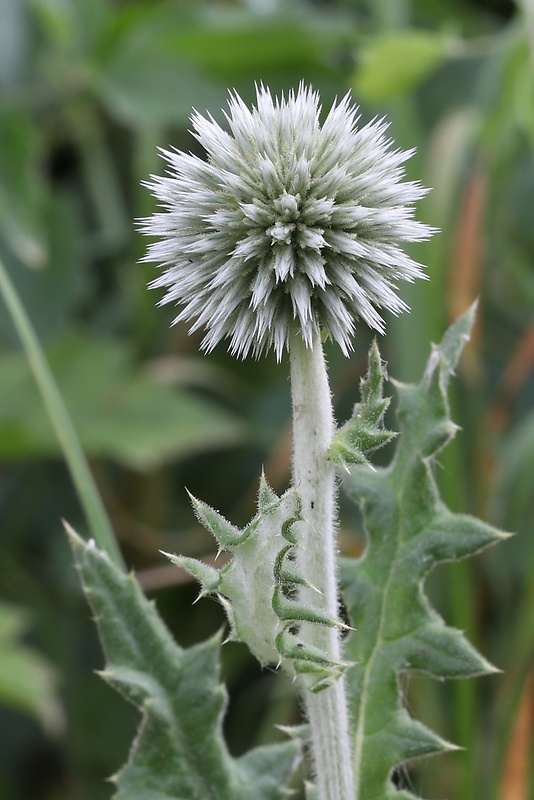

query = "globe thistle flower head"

[{"left": 141, "top": 84, "right": 434, "bottom": 360}]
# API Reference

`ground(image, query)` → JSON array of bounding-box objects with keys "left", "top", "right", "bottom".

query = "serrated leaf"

[
  {"left": 330, "top": 340, "right": 396, "bottom": 468},
  {"left": 168, "top": 476, "right": 348, "bottom": 690},
  {"left": 68, "top": 527, "right": 300, "bottom": 800},
  {"left": 339, "top": 305, "right": 507, "bottom": 798},
  {"left": 165, "top": 554, "right": 221, "bottom": 596},
  {"left": 188, "top": 495, "right": 246, "bottom": 549}
]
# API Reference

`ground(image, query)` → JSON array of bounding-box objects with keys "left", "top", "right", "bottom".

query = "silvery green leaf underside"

[{"left": 168, "top": 477, "right": 350, "bottom": 692}]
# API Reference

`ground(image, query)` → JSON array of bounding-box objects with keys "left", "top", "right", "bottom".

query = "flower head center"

[
  {"left": 266, "top": 193, "right": 302, "bottom": 246},
  {"left": 268, "top": 221, "right": 295, "bottom": 245},
  {"left": 275, "top": 192, "right": 300, "bottom": 220}
]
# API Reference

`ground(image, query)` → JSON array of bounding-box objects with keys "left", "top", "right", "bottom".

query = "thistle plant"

[
  {"left": 64, "top": 85, "right": 505, "bottom": 800},
  {"left": 140, "top": 83, "right": 432, "bottom": 794}
]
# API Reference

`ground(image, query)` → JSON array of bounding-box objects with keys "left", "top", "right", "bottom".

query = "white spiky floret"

[{"left": 141, "top": 84, "right": 434, "bottom": 360}]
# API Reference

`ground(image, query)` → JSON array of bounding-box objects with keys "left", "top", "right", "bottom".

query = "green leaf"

[
  {"left": 90, "top": 6, "right": 225, "bottom": 127},
  {"left": 32, "top": 0, "right": 109, "bottom": 60},
  {"left": 0, "top": 335, "right": 245, "bottom": 469},
  {"left": 339, "top": 305, "right": 508, "bottom": 799},
  {"left": 68, "top": 525, "right": 300, "bottom": 800},
  {"left": 0, "top": 602, "right": 62, "bottom": 732},
  {"left": 160, "top": 23, "right": 348, "bottom": 83},
  {"left": 352, "top": 30, "right": 449, "bottom": 103},
  {"left": 94, "top": 54, "right": 223, "bottom": 128}
]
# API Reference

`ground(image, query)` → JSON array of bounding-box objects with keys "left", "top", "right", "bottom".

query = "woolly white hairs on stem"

[{"left": 140, "top": 84, "right": 434, "bottom": 360}]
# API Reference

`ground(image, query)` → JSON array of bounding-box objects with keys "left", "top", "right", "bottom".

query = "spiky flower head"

[{"left": 141, "top": 84, "right": 433, "bottom": 360}]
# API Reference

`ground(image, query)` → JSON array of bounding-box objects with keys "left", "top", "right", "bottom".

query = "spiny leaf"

[
  {"left": 339, "top": 305, "right": 508, "bottom": 799},
  {"left": 169, "top": 477, "right": 349, "bottom": 690},
  {"left": 163, "top": 554, "right": 221, "bottom": 597},
  {"left": 187, "top": 491, "right": 247, "bottom": 549},
  {"left": 330, "top": 340, "right": 396, "bottom": 468},
  {"left": 67, "top": 525, "right": 300, "bottom": 800}
]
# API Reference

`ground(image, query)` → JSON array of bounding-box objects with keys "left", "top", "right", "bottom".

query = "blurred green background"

[{"left": 1, "top": 0, "right": 533, "bottom": 797}]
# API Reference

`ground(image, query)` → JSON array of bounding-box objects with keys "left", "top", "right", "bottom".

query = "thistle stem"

[{"left": 289, "top": 330, "right": 354, "bottom": 800}]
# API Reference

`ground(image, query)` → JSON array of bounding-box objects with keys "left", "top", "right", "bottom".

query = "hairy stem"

[{"left": 289, "top": 330, "right": 354, "bottom": 800}]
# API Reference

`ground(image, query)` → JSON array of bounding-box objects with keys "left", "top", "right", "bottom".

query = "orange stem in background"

[{"left": 498, "top": 669, "right": 534, "bottom": 800}]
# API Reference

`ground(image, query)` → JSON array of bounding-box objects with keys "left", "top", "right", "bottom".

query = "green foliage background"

[{"left": 1, "top": 0, "right": 533, "bottom": 797}]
